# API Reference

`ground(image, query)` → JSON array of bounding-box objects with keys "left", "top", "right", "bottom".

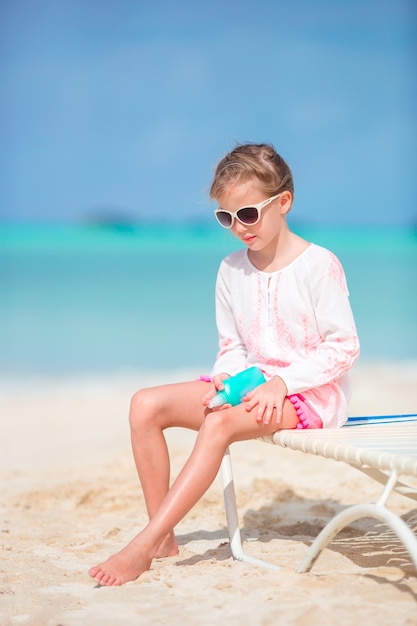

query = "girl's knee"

[
  {"left": 129, "top": 388, "right": 160, "bottom": 430},
  {"left": 202, "top": 409, "right": 234, "bottom": 443}
]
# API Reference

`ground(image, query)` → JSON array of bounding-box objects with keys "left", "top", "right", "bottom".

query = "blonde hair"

[{"left": 210, "top": 143, "right": 294, "bottom": 201}]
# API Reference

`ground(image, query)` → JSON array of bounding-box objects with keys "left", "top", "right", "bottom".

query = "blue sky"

[{"left": 1, "top": 0, "right": 416, "bottom": 226}]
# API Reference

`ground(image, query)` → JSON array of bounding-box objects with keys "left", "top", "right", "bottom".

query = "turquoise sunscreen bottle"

[{"left": 208, "top": 367, "right": 266, "bottom": 408}]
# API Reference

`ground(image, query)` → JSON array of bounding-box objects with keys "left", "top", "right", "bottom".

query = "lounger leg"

[
  {"left": 221, "top": 448, "right": 280, "bottom": 570},
  {"left": 296, "top": 502, "right": 417, "bottom": 573}
]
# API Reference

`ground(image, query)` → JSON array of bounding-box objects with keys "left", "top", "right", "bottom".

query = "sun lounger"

[{"left": 220, "top": 414, "right": 417, "bottom": 572}]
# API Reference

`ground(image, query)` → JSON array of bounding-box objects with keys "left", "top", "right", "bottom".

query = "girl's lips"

[{"left": 243, "top": 235, "right": 256, "bottom": 243}]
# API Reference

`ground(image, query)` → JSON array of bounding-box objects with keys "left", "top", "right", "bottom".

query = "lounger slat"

[{"left": 273, "top": 423, "right": 417, "bottom": 476}]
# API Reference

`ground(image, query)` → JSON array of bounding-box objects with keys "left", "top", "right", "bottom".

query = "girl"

[{"left": 89, "top": 143, "right": 360, "bottom": 586}]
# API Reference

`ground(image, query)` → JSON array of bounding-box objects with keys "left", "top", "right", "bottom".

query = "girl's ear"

[{"left": 279, "top": 191, "right": 293, "bottom": 215}]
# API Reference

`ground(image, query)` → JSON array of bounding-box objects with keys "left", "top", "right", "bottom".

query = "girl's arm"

[{"left": 210, "top": 262, "right": 247, "bottom": 378}]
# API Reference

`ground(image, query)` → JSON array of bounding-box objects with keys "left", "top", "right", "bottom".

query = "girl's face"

[{"left": 216, "top": 179, "right": 291, "bottom": 251}]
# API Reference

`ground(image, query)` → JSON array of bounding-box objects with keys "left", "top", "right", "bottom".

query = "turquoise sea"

[{"left": 1, "top": 223, "right": 416, "bottom": 377}]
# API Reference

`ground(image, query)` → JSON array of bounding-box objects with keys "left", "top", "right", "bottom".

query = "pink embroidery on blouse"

[
  {"left": 319, "top": 327, "right": 360, "bottom": 384},
  {"left": 300, "top": 313, "right": 320, "bottom": 352},
  {"left": 245, "top": 274, "right": 263, "bottom": 356},
  {"left": 272, "top": 274, "right": 297, "bottom": 355},
  {"left": 263, "top": 357, "right": 291, "bottom": 368},
  {"left": 328, "top": 253, "right": 347, "bottom": 292}
]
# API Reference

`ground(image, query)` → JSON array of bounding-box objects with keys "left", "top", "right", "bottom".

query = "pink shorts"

[{"left": 287, "top": 393, "right": 323, "bottom": 429}]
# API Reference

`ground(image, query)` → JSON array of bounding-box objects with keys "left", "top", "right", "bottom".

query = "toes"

[
  {"left": 88, "top": 565, "right": 121, "bottom": 587},
  {"left": 88, "top": 566, "right": 100, "bottom": 578},
  {"left": 99, "top": 573, "right": 110, "bottom": 585},
  {"left": 95, "top": 571, "right": 107, "bottom": 584},
  {"left": 89, "top": 566, "right": 107, "bottom": 584}
]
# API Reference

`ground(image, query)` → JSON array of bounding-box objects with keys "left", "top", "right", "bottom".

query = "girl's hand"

[
  {"left": 243, "top": 376, "right": 288, "bottom": 425},
  {"left": 201, "top": 373, "right": 231, "bottom": 409}
]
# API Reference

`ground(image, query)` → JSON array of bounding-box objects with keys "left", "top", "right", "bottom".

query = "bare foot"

[
  {"left": 88, "top": 535, "right": 153, "bottom": 586},
  {"left": 154, "top": 531, "right": 179, "bottom": 559}
]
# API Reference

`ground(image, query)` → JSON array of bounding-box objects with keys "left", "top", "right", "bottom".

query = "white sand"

[{"left": 1, "top": 362, "right": 417, "bottom": 625}]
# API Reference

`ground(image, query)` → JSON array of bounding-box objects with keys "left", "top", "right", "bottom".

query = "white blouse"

[{"left": 211, "top": 244, "right": 360, "bottom": 428}]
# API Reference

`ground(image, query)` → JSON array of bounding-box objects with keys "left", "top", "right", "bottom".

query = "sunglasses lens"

[
  {"left": 237, "top": 207, "right": 259, "bottom": 224},
  {"left": 216, "top": 211, "right": 233, "bottom": 227}
]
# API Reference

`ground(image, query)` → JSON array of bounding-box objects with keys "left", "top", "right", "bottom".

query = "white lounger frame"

[{"left": 220, "top": 415, "right": 417, "bottom": 572}]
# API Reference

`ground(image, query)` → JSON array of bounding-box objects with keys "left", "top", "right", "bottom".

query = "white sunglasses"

[{"left": 214, "top": 193, "right": 281, "bottom": 228}]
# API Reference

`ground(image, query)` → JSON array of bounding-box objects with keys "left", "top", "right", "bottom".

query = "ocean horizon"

[{"left": 1, "top": 222, "right": 416, "bottom": 378}]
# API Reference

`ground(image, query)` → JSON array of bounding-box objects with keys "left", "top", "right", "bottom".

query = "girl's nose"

[{"left": 232, "top": 221, "right": 247, "bottom": 235}]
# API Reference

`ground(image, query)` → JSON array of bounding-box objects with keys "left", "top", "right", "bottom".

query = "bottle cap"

[{"left": 208, "top": 393, "right": 226, "bottom": 409}]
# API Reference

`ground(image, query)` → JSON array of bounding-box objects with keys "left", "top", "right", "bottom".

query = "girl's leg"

[
  {"left": 130, "top": 380, "right": 209, "bottom": 557},
  {"left": 89, "top": 398, "right": 298, "bottom": 586}
]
